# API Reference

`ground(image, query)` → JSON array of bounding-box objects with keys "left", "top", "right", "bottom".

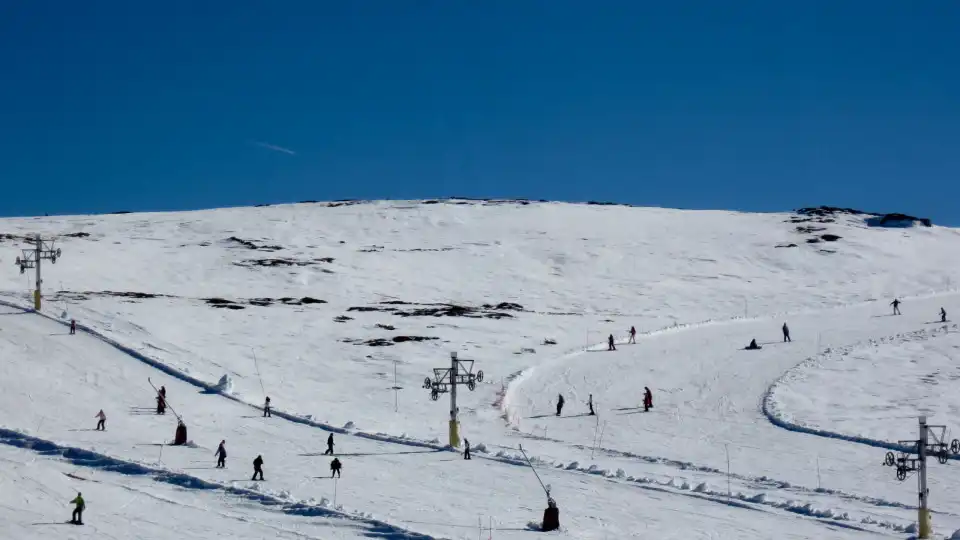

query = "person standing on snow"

[
  {"left": 330, "top": 457, "right": 342, "bottom": 478},
  {"left": 251, "top": 455, "right": 265, "bottom": 481},
  {"left": 70, "top": 492, "right": 85, "bottom": 525},
  {"left": 324, "top": 433, "right": 335, "bottom": 455},
  {"left": 588, "top": 394, "right": 595, "bottom": 416},
  {"left": 70, "top": 319, "right": 77, "bottom": 335},
  {"left": 215, "top": 440, "right": 227, "bottom": 468},
  {"left": 556, "top": 394, "right": 565, "bottom": 416},
  {"left": 94, "top": 410, "right": 106, "bottom": 431},
  {"left": 782, "top": 323, "right": 791, "bottom": 343},
  {"left": 941, "top": 308, "right": 947, "bottom": 323},
  {"left": 628, "top": 326, "right": 637, "bottom": 344},
  {"left": 463, "top": 438, "right": 472, "bottom": 460},
  {"left": 607, "top": 334, "right": 617, "bottom": 351},
  {"left": 263, "top": 396, "right": 271, "bottom": 418},
  {"left": 156, "top": 393, "right": 166, "bottom": 415},
  {"left": 643, "top": 387, "right": 653, "bottom": 412},
  {"left": 891, "top": 299, "right": 901, "bottom": 315}
]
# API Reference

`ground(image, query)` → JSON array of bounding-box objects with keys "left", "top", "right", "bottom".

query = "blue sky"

[{"left": 1, "top": 1, "right": 957, "bottom": 223}]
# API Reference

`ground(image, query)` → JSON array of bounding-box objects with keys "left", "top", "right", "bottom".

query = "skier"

[
  {"left": 556, "top": 394, "right": 565, "bottom": 417},
  {"left": 588, "top": 394, "right": 595, "bottom": 416},
  {"left": 782, "top": 323, "right": 791, "bottom": 343},
  {"left": 70, "top": 492, "right": 85, "bottom": 525},
  {"left": 215, "top": 440, "right": 227, "bottom": 468},
  {"left": 173, "top": 419, "right": 188, "bottom": 446},
  {"left": 463, "top": 438, "right": 471, "bottom": 460},
  {"left": 263, "top": 396, "right": 271, "bottom": 418},
  {"left": 324, "top": 433, "right": 335, "bottom": 455},
  {"left": 643, "top": 387, "right": 653, "bottom": 412},
  {"left": 941, "top": 307, "right": 947, "bottom": 323},
  {"left": 251, "top": 455, "right": 264, "bottom": 481},
  {"left": 891, "top": 298, "right": 901, "bottom": 315},
  {"left": 745, "top": 339, "right": 761, "bottom": 350},
  {"left": 94, "top": 409, "right": 106, "bottom": 431},
  {"left": 331, "top": 457, "right": 342, "bottom": 478},
  {"left": 70, "top": 319, "right": 77, "bottom": 335},
  {"left": 628, "top": 326, "right": 637, "bottom": 344},
  {"left": 607, "top": 334, "right": 616, "bottom": 351}
]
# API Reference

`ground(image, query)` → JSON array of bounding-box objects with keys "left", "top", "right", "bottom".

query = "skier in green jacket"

[{"left": 70, "top": 492, "right": 85, "bottom": 524}]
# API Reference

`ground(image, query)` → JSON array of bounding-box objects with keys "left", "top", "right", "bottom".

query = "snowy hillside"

[{"left": 2, "top": 199, "right": 960, "bottom": 539}]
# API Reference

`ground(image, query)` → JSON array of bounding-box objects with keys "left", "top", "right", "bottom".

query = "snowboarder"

[
  {"left": 941, "top": 307, "right": 947, "bottom": 323},
  {"left": 70, "top": 319, "right": 77, "bottom": 335},
  {"left": 70, "top": 492, "right": 85, "bottom": 525},
  {"left": 782, "top": 323, "right": 791, "bottom": 343},
  {"left": 643, "top": 387, "right": 653, "bottom": 412},
  {"left": 745, "top": 339, "right": 761, "bottom": 350},
  {"left": 628, "top": 326, "right": 637, "bottom": 344},
  {"left": 263, "top": 396, "right": 271, "bottom": 418},
  {"left": 251, "top": 455, "right": 264, "bottom": 481},
  {"left": 330, "top": 457, "right": 342, "bottom": 478},
  {"left": 891, "top": 298, "right": 901, "bottom": 315},
  {"left": 324, "top": 433, "right": 335, "bottom": 455},
  {"left": 588, "top": 394, "right": 595, "bottom": 416},
  {"left": 94, "top": 409, "right": 106, "bottom": 431},
  {"left": 463, "top": 438, "right": 471, "bottom": 460},
  {"left": 556, "top": 394, "right": 564, "bottom": 416},
  {"left": 215, "top": 440, "right": 227, "bottom": 468},
  {"left": 607, "top": 334, "right": 616, "bottom": 351}
]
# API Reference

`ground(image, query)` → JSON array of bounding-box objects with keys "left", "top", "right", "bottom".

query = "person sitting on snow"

[{"left": 746, "top": 339, "right": 761, "bottom": 350}]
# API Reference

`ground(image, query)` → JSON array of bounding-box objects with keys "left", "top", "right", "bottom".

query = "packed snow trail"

[
  {"left": 508, "top": 292, "right": 960, "bottom": 532},
  {"left": 0, "top": 305, "right": 882, "bottom": 539}
]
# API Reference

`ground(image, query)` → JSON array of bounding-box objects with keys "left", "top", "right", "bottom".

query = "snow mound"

[{"left": 213, "top": 374, "right": 234, "bottom": 394}]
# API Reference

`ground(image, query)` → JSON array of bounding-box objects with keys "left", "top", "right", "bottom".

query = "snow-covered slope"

[{"left": 1, "top": 199, "right": 959, "bottom": 538}]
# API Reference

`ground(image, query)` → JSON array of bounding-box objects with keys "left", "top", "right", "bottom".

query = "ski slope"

[{"left": 2, "top": 199, "right": 960, "bottom": 538}]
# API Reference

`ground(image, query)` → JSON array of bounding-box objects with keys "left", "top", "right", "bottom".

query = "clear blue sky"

[{"left": 1, "top": 1, "right": 957, "bottom": 223}]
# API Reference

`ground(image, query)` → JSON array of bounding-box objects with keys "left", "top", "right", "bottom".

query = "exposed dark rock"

[
  {"left": 543, "top": 338, "right": 557, "bottom": 345},
  {"left": 63, "top": 232, "right": 91, "bottom": 238},
  {"left": 806, "top": 238, "right": 821, "bottom": 244},
  {"left": 376, "top": 324, "right": 396, "bottom": 330},
  {"left": 820, "top": 234, "right": 841, "bottom": 242},
  {"left": 347, "top": 301, "right": 516, "bottom": 319},
  {"left": 482, "top": 302, "right": 524, "bottom": 311},
  {"left": 347, "top": 306, "right": 392, "bottom": 313},
  {"left": 334, "top": 315, "right": 353, "bottom": 323},
  {"left": 395, "top": 247, "right": 456, "bottom": 252},
  {"left": 391, "top": 335, "right": 438, "bottom": 343},
  {"left": 867, "top": 213, "right": 933, "bottom": 228},
  {"left": 224, "top": 236, "right": 284, "bottom": 252},
  {"left": 795, "top": 226, "right": 826, "bottom": 234},
  {"left": 775, "top": 243, "right": 798, "bottom": 248},
  {"left": 109, "top": 210, "right": 132, "bottom": 214},
  {"left": 234, "top": 257, "right": 334, "bottom": 268},
  {"left": 300, "top": 297, "right": 326, "bottom": 304},
  {"left": 359, "top": 339, "right": 394, "bottom": 347},
  {"left": 796, "top": 206, "right": 867, "bottom": 217}
]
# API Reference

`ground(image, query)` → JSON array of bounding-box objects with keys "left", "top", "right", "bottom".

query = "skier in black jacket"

[{"left": 252, "top": 455, "right": 264, "bottom": 481}]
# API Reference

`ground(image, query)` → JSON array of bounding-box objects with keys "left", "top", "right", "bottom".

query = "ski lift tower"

[
  {"left": 423, "top": 352, "right": 483, "bottom": 448},
  {"left": 15, "top": 235, "right": 62, "bottom": 310}
]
